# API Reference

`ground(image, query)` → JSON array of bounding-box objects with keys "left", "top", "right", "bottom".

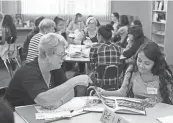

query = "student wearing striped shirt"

[{"left": 26, "top": 18, "right": 55, "bottom": 62}]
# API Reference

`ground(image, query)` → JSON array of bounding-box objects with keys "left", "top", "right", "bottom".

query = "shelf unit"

[{"left": 151, "top": 0, "right": 168, "bottom": 53}]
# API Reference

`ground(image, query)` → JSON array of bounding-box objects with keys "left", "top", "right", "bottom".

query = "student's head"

[
  {"left": 2, "top": 15, "right": 17, "bottom": 37},
  {"left": 38, "top": 19, "right": 55, "bottom": 34},
  {"left": 86, "top": 17, "right": 97, "bottom": 30},
  {"left": 128, "top": 26, "right": 144, "bottom": 43},
  {"left": 111, "top": 12, "right": 119, "bottom": 23},
  {"left": 35, "top": 16, "right": 45, "bottom": 27},
  {"left": 33, "top": 16, "right": 45, "bottom": 33},
  {"left": 0, "top": 99, "right": 14, "bottom": 123},
  {"left": 0, "top": 12, "right": 4, "bottom": 22},
  {"left": 74, "top": 13, "right": 83, "bottom": 24},
  {"left": 131, "top": 20, "right": 142, "bottom": 27},
  {"left": 2, "top": 15, "right": 14, "bottom": 27},
  {"left": 97, "top": 25, "right": 112, "bottom": 43},
  {"left": 119, "top": 15, "right": 129, "bottom": 26},
  {"left": 136, "top": 42, "right": 164, "bottom": 75},
  {"left": 54, "top": 17, "right": 65, "bottom": 32},
  {"left": 38, "top": 33, "right": 66, "bottom": 70}
]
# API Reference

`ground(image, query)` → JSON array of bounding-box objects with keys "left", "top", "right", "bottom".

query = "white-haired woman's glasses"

[{"left": 55, "top": 52, "right": 67, "bottom": 59}]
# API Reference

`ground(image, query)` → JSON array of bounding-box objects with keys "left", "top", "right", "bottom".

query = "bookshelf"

[{"left": 151, "top": 0, "right": 168, "bottom": 53}]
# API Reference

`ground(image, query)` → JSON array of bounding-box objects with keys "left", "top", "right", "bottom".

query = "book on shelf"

[{"left": 84, "top": 87, "right": 146, "bottom": 115}]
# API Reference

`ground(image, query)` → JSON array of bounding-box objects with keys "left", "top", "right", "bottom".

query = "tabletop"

[
  {"left": 65, "top": 44, "right": 90, "bottom": 62},
  {"left": 14, "top": 102, "right": 173, "bottom": 123}
]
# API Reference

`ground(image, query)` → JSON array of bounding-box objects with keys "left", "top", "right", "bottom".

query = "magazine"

[{"left": 84, "top": 87, "right": 146, "bottom": 115}]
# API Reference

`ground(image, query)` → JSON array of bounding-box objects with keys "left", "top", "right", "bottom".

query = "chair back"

[
  {"left": 103, "top": 65, "right": 118, "bottom": 79},
  {"left": 95, "top": 64, "right": 122, "bottom": 90},
  {"left": 7, "top": 37, "right": 17, "bottom": 44}
]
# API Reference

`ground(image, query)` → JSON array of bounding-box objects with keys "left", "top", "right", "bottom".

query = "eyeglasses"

[{"left": 55, "top": 52, "right": 67, "bottom": 59}]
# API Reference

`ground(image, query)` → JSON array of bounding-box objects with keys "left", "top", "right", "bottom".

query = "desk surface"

[
  {"left": 15, "top": 103, "right": 173, "bottom": 123},
  {"left": 65, "top": 44, "right": 90, "bottom": 62}
]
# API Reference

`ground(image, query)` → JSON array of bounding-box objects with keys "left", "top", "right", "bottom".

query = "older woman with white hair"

[
  {"left": 74, "top": 16, "right": 98, "bottom": 44},
  {"left": 4, "top": 33, "right": 92, "bottom": 109}
]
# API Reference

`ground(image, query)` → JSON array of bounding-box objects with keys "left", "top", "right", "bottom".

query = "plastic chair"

[
  {"left": 87, "top": 64, "right": 123, "bottom": 96},
  {"left": 1, "top": 42, "right": 21, "bottom": 78}
]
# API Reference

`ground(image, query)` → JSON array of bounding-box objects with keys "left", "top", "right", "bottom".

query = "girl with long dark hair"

[{"left": 99, "top": 42, "right": 173, "bottom": 107}]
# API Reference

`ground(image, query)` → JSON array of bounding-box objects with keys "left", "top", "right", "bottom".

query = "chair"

[
  {"left": 87, "top": 64, "right": 123, "bottom": 96},
  {"left": 0, "top": 86, "right": 7, "bottom": 97},
  {"left": 0, "top": 42, "right": 21, "bottom": 78}
]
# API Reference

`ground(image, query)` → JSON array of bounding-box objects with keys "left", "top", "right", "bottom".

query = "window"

[{"left": 21, "top": 0, "right": 110, "bottom": 19}]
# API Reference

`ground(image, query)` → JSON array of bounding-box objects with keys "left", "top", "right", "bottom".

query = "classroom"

[{"left": 0, "top": 0, "right": 173, "bottom": 123}]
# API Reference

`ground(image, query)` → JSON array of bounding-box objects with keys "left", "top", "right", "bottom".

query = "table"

[
  {"left": 65, "top": 44, "right": 90, "bottom": 74},
  {"left": 15, "top": 103, "right": 173, "bottom": 123}
]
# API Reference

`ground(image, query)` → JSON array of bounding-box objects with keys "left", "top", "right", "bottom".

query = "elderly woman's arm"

[
  {"left": 34, "top": 75, "right": 91, "bottom": 108},
  {"left": 101, "top": 64, "right": 134, "bottom": 97}
]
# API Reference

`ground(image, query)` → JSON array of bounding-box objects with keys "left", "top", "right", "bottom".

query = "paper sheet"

[
  {"left": 35, "top": 97, "right": 99, "bottom": 113},
  {"left": 157, "top": 115, "right": 173, "bottom": 123}
]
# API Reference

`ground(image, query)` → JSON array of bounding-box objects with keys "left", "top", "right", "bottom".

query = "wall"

[
  {"left": 164, "top": 1, "right": 173, "bottom": 65},
  {"left": 1, "top": 1, "right": 21, "bottom": 15},
  {"left": 111, "top": 1, "right": 152, "bottom": 39}
]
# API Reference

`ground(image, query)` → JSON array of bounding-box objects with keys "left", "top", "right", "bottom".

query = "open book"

[{"left": 84, "top": 87, "right": 146, "bottom": 115}]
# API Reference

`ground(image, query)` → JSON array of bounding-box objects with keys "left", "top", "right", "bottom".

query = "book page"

[{"left": 115, "top": 98, "right": 146, "bottom": 115}]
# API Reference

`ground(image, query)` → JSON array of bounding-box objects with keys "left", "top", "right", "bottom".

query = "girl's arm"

[{"left": 66, "top": 21, "right": 73, "bottom": 33}]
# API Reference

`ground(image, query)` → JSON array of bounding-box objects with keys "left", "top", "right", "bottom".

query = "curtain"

[{"left": 21, "top": 0, "right": 111, "bottom": 20}]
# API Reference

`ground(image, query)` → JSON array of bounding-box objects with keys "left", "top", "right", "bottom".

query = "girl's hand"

[
  {"left": 141, "top": 97, "right": 159, "bottom": 108},
  {"left": 95, "top": 87, "right": 105, "bottom": 96}
]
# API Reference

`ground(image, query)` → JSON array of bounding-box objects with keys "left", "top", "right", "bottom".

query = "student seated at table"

[
  {"left": 111, "top": 12, "right": 119, "bottom": 34},
  {"left": 74, "top": 16, "right": 98, "bottom": 44},
  {"left": 54, "top": 16, "right": 67, "bottom": 40},
  {"left": 99, "top": 42, "right": 173, "bottom": 107},
  {"left": 113, "top": 15, "right": 129, "bottom": 48},
  {"left": 0, "top": 98, "right": 14, "bottom": 123},
  {"left": 89, "top": 25, "right": 121, "bottom": 90},
  {"left": 66, "top": 13, "right": 85, "bottom": 34},
  {"left": 87, "top": 15, "right": 100, "bottom": 27},
  {"left": 131, "top": 20, "right": 142, "bottom": 27},
  {"left": 54, "top": 16, "right": 76, "bottom": 77},
  {"left": 3, "top": 33, "right": 92, "bottom": 109},
  {"left": 110, "top": 12, "right": 121, "bottom": 43},
  {"left": 26, "top": 18, "right": 56, "bottom": 62},
  {"left": 123, "top": 25, "right": 145, "bottom": 60},
  {"left": 22, "top": 16, "right": 45, "bottom": 61}
]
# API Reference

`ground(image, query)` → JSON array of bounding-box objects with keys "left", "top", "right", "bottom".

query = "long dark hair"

[
  {"left": 2, "top": 15, "right": 17, "bottom": 37},
  {"left": 119, "top": 15, "right": 129, "bottom": 27},
  {"left": 33, "top": 16, "right": 45, "bottom": 33},
  {"left": 127, "top": 42, "right": 173, "bottom": 104}
]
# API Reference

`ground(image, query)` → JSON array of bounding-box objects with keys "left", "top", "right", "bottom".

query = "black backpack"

[{"left": 5, "top": 27, "right": 17, "bottom": 44}]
